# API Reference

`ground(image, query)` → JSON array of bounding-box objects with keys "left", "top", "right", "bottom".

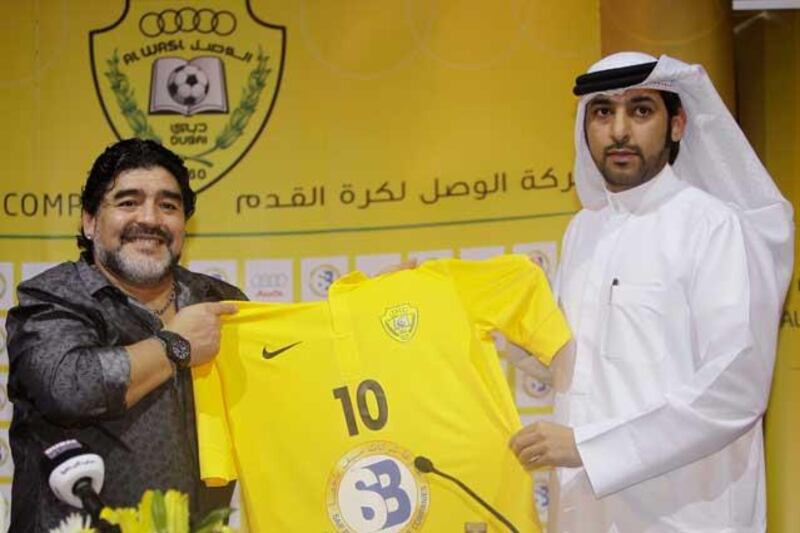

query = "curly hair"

[{"left": 77, "top": 139, "right": 196, "bottom": 259}]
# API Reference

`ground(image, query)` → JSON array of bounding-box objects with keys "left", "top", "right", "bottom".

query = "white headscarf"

[{"left": 573, "top": 51, "right": 794, "bottom": 352}]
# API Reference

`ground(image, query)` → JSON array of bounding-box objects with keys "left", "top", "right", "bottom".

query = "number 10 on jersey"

[{"left": 333, "top": 380, "right": 389, "bottom": 436}]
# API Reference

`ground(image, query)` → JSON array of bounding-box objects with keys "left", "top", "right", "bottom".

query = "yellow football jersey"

[{"left": 193, "top": 255, "right": 570, "bottom": 532}]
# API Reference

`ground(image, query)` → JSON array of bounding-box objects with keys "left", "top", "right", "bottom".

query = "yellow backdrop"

[
  {"left": 0, "top": 0, "right": 599, "bottom": 527},
  {"left": 0, "top": 1, "right": 797, "bottom": 531}
]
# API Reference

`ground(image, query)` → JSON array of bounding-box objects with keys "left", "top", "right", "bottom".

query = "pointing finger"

[{"left": 209, "top": 302, "right": 239, "bottom": 315}]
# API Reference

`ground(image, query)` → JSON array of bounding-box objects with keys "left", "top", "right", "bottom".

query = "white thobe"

[{"left": 550, "top": 166, "right": 772, "bottom": 533}]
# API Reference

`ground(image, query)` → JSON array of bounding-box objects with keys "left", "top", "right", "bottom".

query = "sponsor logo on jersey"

[
  {"left": 381, "top": 304, "right": 418, "bottom": 343},
  {"left": 327, "top": 441, "right": 429, "bottom": 532}
]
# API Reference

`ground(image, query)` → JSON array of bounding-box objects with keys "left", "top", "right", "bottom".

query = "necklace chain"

[{"left": 152, "top": 283, "right": 177, "bottom": 316}]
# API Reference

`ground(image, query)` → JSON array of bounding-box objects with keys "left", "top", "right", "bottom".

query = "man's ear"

[
  {"left": 671, "top": 108, "right": 687, "bottom": 142},
  {"left": 82, "top": 210, "right": 96, "bottom": 240}
]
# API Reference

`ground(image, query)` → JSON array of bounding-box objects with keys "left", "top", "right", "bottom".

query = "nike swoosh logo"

[{"left": 262, "top": 341, "right": 303, "bottom": 359}]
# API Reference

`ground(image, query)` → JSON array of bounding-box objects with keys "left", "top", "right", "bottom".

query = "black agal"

[{"left": 573, "top": 61, "right": 658, "bottom": 96}]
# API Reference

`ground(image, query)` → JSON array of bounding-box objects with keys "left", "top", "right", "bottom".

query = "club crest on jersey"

[
  {"left": 381, "top": 304, "right": 418, "bottom": 343},
  {"left": 326, "top": 441, "right": 430, "bottom": 532}
]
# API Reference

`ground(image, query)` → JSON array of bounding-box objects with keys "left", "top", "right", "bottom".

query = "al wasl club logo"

[
  {"left": 381, "top": 304, "right": 419, "bottom": 343},
  {"left": 90, "top": 0, "right": 285, "bottom": 193}
]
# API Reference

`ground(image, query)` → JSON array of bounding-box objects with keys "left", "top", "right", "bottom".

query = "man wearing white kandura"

[{"left": 510, "top": 52, "right": 794, "bottom": 532}]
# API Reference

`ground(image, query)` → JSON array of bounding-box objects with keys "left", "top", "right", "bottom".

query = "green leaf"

[
  {"left": 104, "top": 50, "right": 162, "bottom": 143},
  {"left": 193, "top": 507, "right": 234, "bottom": 533},
  {"left": 151, "top": 489, "right": 168, "bottom": 533}
]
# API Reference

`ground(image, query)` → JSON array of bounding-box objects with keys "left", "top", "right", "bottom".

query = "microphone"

[
  {"left": 414, "top": 456, "right": 520, "bottom": 533},
  {"left": 43, "top": 439, "right": 118, "bottom": 532}
]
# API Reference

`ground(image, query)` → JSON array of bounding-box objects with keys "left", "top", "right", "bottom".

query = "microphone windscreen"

[
  {"left": 44, "top": 439, "right": 105, "bottom": 510},
  {"left": 414, "top": 456, "right": 434, "bottom": 473}
]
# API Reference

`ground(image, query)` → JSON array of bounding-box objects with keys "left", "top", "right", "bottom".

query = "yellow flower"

[
  {"left": 164, "top": 490, "right": 190, "bottom": 533},
  {"left": 99, "top": 489, "right": 228, "bottom": 533},
  {"left": 100, "top": 506, "right": 143, "bottom": 532}
]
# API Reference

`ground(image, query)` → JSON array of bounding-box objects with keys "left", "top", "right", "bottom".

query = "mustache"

[
  {"left": 603, "top": 142, "right": 643, "bottom": 158},
  {"left": 121, "top": 223, "right": 173, "bottom": 245}
]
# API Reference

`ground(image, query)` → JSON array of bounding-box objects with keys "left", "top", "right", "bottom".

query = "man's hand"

[
  {"left": 378, "top": 258, "right": 418, "bottom": 276},
  {"left": 509, "top": 421, "right": 582, "bottom": 470},
  {"left": 164, "top": 302, "right": 238, "bottom": 366}
]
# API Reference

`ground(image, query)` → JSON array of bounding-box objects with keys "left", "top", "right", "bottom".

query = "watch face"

[
  {"left": 160, "top": 331, "right": 191, "bottom": 368},
  {"left": 171, "top": 336, "right": 192, "bottom": 367}
]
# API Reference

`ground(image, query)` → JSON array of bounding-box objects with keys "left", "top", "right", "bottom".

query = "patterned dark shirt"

[{"left": 5, "top": 258, "right": 246, "bottom": 532}]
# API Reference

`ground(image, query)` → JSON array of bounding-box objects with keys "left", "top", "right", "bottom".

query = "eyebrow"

[
  {"left": 628, "top": 95, "right": 657, "bottom": 105},
  {"left": 111, "top": 188, "right": 183, "bottom": 203},
  {"left": 587, "top": 96, "right": 612, "bottom": 106}
]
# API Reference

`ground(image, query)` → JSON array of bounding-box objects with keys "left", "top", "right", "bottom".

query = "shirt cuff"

[
  {"left": 574, "top": 419, "right": 644, "bottom": 498},
  {"left": 97, "top": 347, "right": 131, "bottom": 415}
]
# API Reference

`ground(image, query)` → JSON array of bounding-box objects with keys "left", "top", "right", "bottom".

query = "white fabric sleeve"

[{"left": 574, "top": 211, "right": 777, "bottom": 497}]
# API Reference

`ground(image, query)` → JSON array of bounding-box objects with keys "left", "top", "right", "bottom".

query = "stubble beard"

[
  {"left": 95, "top": 224, "right": 180, "bottom": 287},
  {"left": 595, "top": 123, "right": 674, "bottom": 191},
  {"left": 598, "top": 148, "right": 668, "bottom": 191}
]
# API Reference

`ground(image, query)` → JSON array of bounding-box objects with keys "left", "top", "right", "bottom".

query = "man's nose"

[
  {"left": 610, "top": 111, "right": 630, "bottom": 143},
  {"left": 135, "top": 201, "right": 160, "bottom": 224}
]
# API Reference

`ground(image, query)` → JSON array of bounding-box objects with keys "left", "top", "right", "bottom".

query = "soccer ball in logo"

[{"left": 167, "top": 64, "right": 209, "bottom": 106}]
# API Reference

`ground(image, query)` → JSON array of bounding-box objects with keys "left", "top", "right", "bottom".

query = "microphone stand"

[{"left": 415, "top": 456, "right": 520, "bottom": 533}]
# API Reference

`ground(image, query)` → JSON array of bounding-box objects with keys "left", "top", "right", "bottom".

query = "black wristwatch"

[{"left": 155, "top": 330, "right": 192, "bottom": 369}]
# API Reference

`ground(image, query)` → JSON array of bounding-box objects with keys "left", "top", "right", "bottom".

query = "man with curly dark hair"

[{"left": 6, "top": 138, "right": 245, "bottom": 531}]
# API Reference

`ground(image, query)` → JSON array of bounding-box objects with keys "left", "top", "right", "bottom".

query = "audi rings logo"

[
  {"left": 250, "top": 273, "right": 289, "bottom": 289},
  {"left": 139, "top": 8, "right": 237, "bottom": 37}
]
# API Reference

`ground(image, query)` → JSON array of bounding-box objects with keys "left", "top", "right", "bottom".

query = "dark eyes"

[
  {"left": 114, "top": 200, "right": 180, "bottom": 211},
  {"left": 589, "top": 106, "right": 613, "bottom": 118},
  {"left": 589, "top": 105, "right": 654, "bottom": 119}
]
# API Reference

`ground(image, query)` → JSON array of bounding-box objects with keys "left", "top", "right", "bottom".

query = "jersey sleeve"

[
  {"left": 443, "top": 254, "right": 571, "bottom": 365},
  {"left": 192, "top": 355, "right": 237, "bottom": 487}
]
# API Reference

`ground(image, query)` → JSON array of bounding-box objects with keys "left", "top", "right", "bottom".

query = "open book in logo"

[{"left": 149, "top": 57, "right": 228, "bottom": 115}]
